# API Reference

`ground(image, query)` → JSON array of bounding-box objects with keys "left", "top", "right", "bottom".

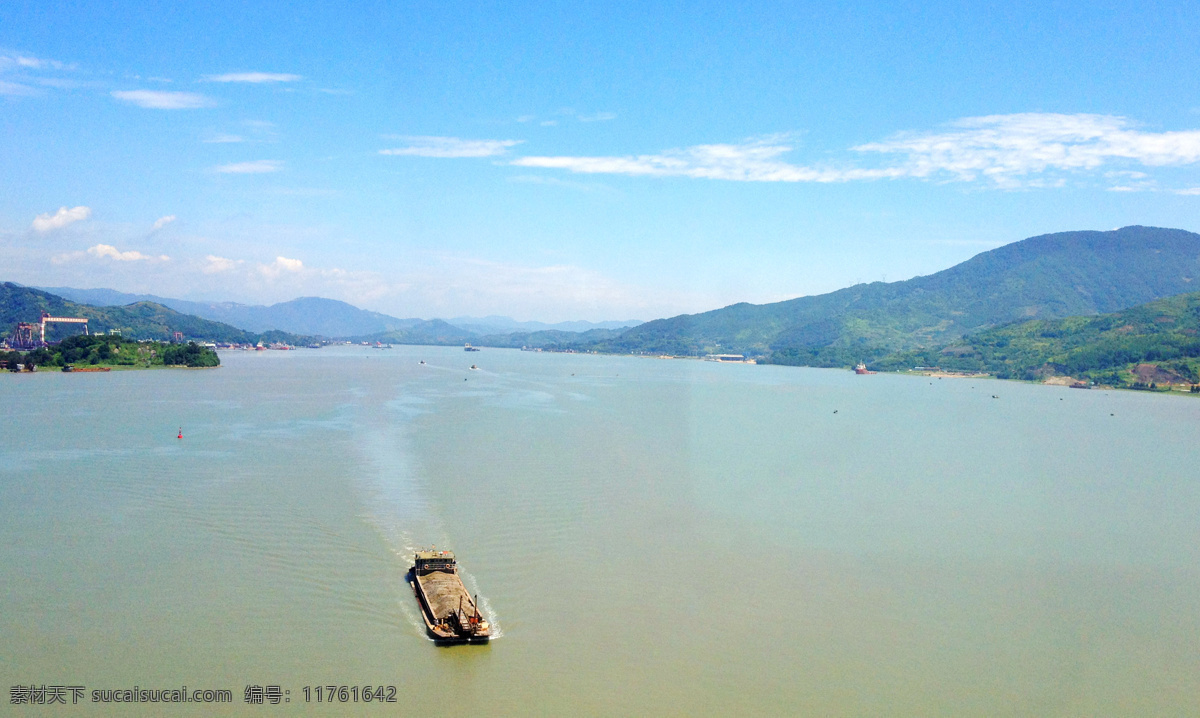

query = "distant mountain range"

[
  {"left": 40, "top": 287, "right": 643, "bottom": 338},
  {"left": 599, "top": 226, "right": 1200, "bottom": 365}
]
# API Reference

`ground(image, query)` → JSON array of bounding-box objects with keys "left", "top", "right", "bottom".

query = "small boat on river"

[{"left": 409, "top": 549, "right": 490, "bottom": 643}]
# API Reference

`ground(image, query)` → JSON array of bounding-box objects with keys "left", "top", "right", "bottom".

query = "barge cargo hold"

[{"left": 409, "top": 550, "right": 490, "bottom": 643}]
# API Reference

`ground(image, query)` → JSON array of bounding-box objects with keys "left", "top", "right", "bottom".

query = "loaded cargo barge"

[{"left": 408, "top": 550, "right": 490, "bottom": 643}]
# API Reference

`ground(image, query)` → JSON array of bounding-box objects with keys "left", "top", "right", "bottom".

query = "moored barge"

[{"left": 409, "top": 549, "right": 490, "bottom": 643}]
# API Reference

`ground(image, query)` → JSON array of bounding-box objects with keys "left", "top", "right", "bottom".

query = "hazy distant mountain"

[
  {"left": 446, "top": 315, "right": 642, "bottom": 334},
  {"left": 39, "top": 289, "right": 423, "bottom": 337},
  {"left": 353, "top": 320, "right": 477, "bottom": 346},
  {"left": 41, "top": 288, "right": 644, "bottom": 339},
  {"left": 598, "top": 226, "right": 1200, "bottom": 364}
]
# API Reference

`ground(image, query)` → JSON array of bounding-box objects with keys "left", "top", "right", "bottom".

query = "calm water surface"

[{"left": 2, "top": 346, "right": 1198, "bottom": 715}]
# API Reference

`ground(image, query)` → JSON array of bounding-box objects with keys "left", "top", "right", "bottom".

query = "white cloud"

[
  {"left": 214, "top": 160, "right": 283, "bottom": 174},
  {"left": 854, "top": 113, "right": 1200, "bottom": 186},
  {"left": 203, "top": 72, "right": 303, "bottom": 83},
  {"left": 1174, "top": 187, "right": 1200, "bottom": 195},
  {"left": 578, "top": 112, "right": 617, "bottom": 122},
  {"left": 152, "top": 215, "right": 177, "bottom": 230},
  {"left": 0, "top": 80, "right": 38, "bottom": 96},
  {"left": 18, "top": 55, "right": 65, "bottom": 70},
  {"left": 87, "top": 244, "right": 168, "bottom": 261},
  {"left": 1, "top": 53, "right": 73, "bottom": 71},
  {"left": 204, "top": 133, "right": 245, "bottom": 143},
  {"left": 379, "top": 136, "right": 523, "bottom": 158},
  {"left": 203, "top": 255, "right": 241, "bottom": 273},
  {"left": 32, "top": 205, "right": 91, "bottom": 232},
  {"left": 111, "top": 89, "right": 214, "bottom": 109},
  {"left": 513, "top": 135, "right": 901, "bottom": 182},
  {"left": 258, "top": 256, "right": 304, "bottom": 278},
  {"left": 510, "top": 114, "right": 1200, "bottom": 188}
]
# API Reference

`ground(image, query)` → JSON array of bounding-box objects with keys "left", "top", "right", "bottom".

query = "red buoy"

[{"left": 177, "top": 427, "right": 183, "bottom": 439}]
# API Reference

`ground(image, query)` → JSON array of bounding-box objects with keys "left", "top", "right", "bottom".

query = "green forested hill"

[
  {"left": 874, "top": 291, "right": 1200, "bottom": 385},
  {"left": 0, "top": 283, "right": 299, "bottom": 343},
  {"left": 596, "top": 226, "right": 1200, "bottom": 363}
]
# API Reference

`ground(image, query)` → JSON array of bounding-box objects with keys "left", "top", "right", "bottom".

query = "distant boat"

[
  {"left": 419, "top": 360, "right": 426, "bottom": 365},
  {"left": 464, "top": 344, "right": 481, "bottom": 352},
  {"left": 854, "top": 362, "right": 876, "bottom": 375},
  {"left": 470, "top": 364, "right": 479, "bottom": 370}
]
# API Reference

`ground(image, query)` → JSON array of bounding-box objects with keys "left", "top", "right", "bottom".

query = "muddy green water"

[{"left": 2, "top": 346, "right": 1198, "bottom": 715}]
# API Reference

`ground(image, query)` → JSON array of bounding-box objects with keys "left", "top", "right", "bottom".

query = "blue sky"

[{"left": 2, "top": 1, "right": 1199, "bottom": 321}]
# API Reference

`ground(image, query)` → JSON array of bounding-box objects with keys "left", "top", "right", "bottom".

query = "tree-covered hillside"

[
  {"left": 600, "top": 226, "right": 1200, "bottom": 362},
  {"left": 875, "top": 291, "right": 1200, "bottom": 386}
]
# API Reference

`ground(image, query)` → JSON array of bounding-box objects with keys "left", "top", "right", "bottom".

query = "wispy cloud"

[
  {"left": 204, "top": 120, "right": 278, "bottom": 144},
  {"left": 509, "top": 113, "right": 1200, "bottom": 188},
  {"left": 203, "top": 72, "right": 303, "bottom": 83},
  {"left": 0, "top": 53, "right": 75, "bottom": 72},
  {"left": 54, "top": 243, "right": 168, "bottom": 263},
  {"left": 111, "top": 89, "right": 214, "bottom": 109},
  {"left": 0, "top": 80, "right": 38, "bottom": 96},
  {"left": 88, "top": 244, "right": 168, "bottom": 261},
  {"left": 379, "top": 136, "right": 523, "bottom": 158},
  {"left": 152, "top": 215, "right": 177, "bottom": 231},
  {"left": 513, "top": 135, "right": 901, "bottom": 182},
  {"left": 578, "top": 112, "right": 617, "bottom": 122},
  {"left": 855, "top": 113, "right": 1200, "bottom": 187},
  {"left": 214, "top": 160, "right": 283, "bottom": 174},
  {"left": 32, "top": 206, "right": 91, "bottom": 232},
  {"left": 1174, "top": 187, "right": 1200, "bottom": 196},
  {"left": 515, "top": 111, "right": 615, "bottom": 124}
]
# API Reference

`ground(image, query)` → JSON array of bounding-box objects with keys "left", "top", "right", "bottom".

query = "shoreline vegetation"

[{"left": 2, "top": 334, "right": 220, "bottom": 372}]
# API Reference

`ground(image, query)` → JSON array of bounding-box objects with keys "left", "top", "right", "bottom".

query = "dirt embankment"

[{"left": 1131, "top": 363, "right": 1188, "bottom": 384}]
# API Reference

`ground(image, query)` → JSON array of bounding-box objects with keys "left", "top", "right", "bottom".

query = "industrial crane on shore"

[{"left": 6, "top": 312, "right": 89, "bottom": 349}]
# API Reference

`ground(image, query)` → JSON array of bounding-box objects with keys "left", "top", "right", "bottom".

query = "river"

[{"left": 2, "top": 346, "right": 1198, "bottom": 715}]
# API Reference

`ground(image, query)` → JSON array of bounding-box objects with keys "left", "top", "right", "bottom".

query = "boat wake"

[{"left": 355, "top": 419, "right": 501, "bottom": 640}]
